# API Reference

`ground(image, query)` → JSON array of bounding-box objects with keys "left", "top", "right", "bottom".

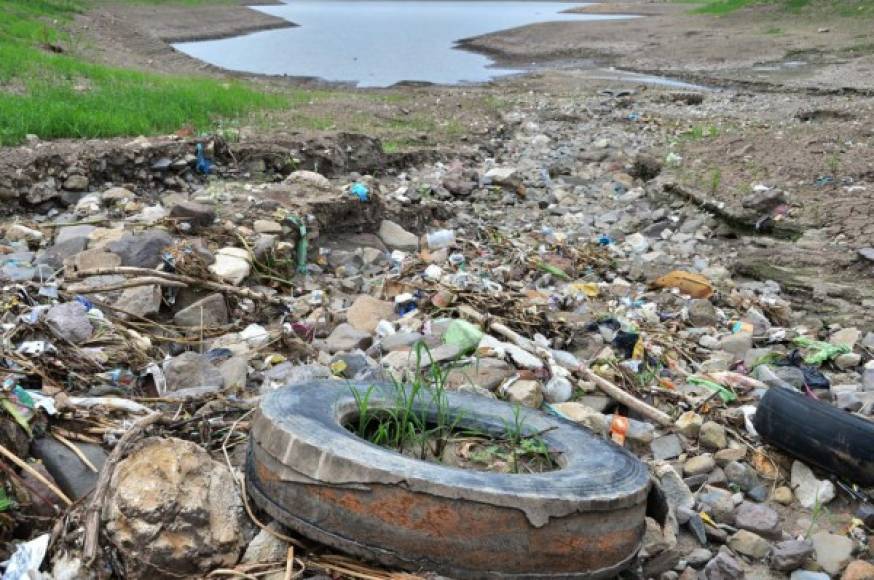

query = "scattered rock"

[
  {"left": 241, "top": 522, "right": 289, "bottom": 564},
  {"left": 505, "top": 379, "right": 543, "bottom": 408},
  {"left": 769, "top": 540, "right": 813, "bottom": 572},
  {"left": 445, "top": 358, "right": 513, "bottom": 391},
  {"left": 810, "top": 531, "right": 853, "bottom": 575},
  {"left": 45, "top": 301, "right": 93, "bottom": 344},
  {"left": 773, "top": 486, "right": 794, "bottom": 505},
  {"left": 326, "top": 323, "right": 373, "bottom": 353},
  {"left": 654, "top": 463, "right": 694, "bottom": 512},
  {"left": 378, "top": 220, "right": 418, "bottom": 252},
  {"left": 689, "top": 299, "right": 718, "bottom": 327},
  {"left": 719, "top": 333, "right": 752, "bottom": 357},
  {"left": 835, "top": 352, "right": 862, "bottom": 370},
  {"left": 842, "top": 560, "right": 874, "bottom": 580},
  {"left": 704, "top": 552, "right": 745, "bottom": 580},
  {"left": 542, "top": 376, "right": 573, "bottom": 403},
  {"left": 105, "top": 437, "right": 247, "bottom": 578},
  {"left": 714, "top": 447, "right": 746, "bottom": 466},
  {"left": 686, "top": 548, "right": 713, "bottom": 568},
  {"left": 724, "top": 460, "right": 760, "bottom": 492},
  {"left": 504, "top": 343, "right": 544, "bottom": 370},
  {"left": 108, "top": 230, "right": 173, "bottom": 268},
  {"left": 831, "top": 327, "right": 861, "bottom": 349},
  {"left": 697, "top": 485, "right": 736, "bottom": 524},
  {"left": 74, "top": 248, "right": 122, "bottom": 271},
  {"left": 551, "top": 402, "right": 608, "bottom": 434},
  {"left": 285, "top": 169, "right": 331, "bottom": 189},
  {"left": 253, "top": 219, "right": 283, "bottom": 234},
  {"left": 173, "top": 293, "right": 229, "bottom": 327},
  {"left": 699, "top": 421, "right": 728, "bottom": 449},
  {"left": 791, "top": 461, "right": 835, "bottom": 509},
  {"left": 169, "top": 201, "right": 216, "bottom": 232},
  {"left": 652, "top": 434, "right": 684, "bottom": 460},
  {"left": 791, "top": 572, "right": 830, "bottom": 580},
  {"left": 163, "top": 351, "right": 225, "bottom": 391},
  {"left": 728, "top": 529, "right": 771, "bottom": 559},
  {"left": 484, "top": 166, "right": 518, "bottom": 185},
  {"left": 675, "top": 410, "right": 703, "bottom": 438},
  {"left": 116, "top": 284, "right": 162, "bottom": 318},
  {"left": 684, "top": 454, "right": 716, "bottom": 476},
  {"left": 6, "top": 224, "right": 44, "bottom": 244},
  {"left": 734, "top": 501, "right": 780, "bottom": 539},
  {"left": 347, "top": 295, "right": 396, "bottom": 333}
]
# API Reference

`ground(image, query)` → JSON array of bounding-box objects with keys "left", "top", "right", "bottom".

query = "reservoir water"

[{"left": 174, "top": 1, "right": 631, "bottom": 87}]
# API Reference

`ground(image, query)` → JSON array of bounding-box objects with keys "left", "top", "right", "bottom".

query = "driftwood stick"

[
  {"left": 0, "top": 459, "right": 57, "bottom": 510},
  {"left": 83, "top": 412, "right": 165, "bottom": 565},
  {"left": 457, "top": 305, "right": 537, "bottom": 352},
  {"left": 0, "top": 442, "right": 72, "bottom": 506},
  {"left": 69, "top": 277, "right": 187, "bottom": 294},
  {"left": 73, "top": 267, "right": 287, "bottom": 305},
  {"left": 581, "top": 368, "right": 674, "bottom": 427},
  {"left": 457, "top": 305, "right": 673, "bottom": 426},
  {"left": 51, "top": 432, "right": 97, "bottom": 473}
]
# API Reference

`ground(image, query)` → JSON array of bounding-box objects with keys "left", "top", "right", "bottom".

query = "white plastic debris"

[
  {"left": 2, "top": 533, "right": 50, "bottom": 580},
  {"left": 241, "top": 324, "right": 270, "bottom": 348}
]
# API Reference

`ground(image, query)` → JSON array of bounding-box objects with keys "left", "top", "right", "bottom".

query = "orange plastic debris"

[
  {"left": 653, "top": 270, "right": 714, "bottom": 299},
  {"left": 611, "top": 415, "right": 629, "bottom": 446}
]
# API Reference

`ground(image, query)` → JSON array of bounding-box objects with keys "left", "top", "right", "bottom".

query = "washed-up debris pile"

[{"left": 1, "top": 89, "right": 873, "bottom": 579}]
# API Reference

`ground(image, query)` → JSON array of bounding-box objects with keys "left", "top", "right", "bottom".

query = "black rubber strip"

[{"left": 753, "top": 387, "right": 874, "bottom": 486}]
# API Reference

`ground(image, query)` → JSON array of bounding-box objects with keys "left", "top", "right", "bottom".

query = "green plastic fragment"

[
  {"left": 534, "top": 260, "right": 571, "bottom": 280},
  {"left": 792, "top": 337, "right": 850, "bottom": 366},
  {"left": 0, "top": 386, "right": 34, "bottom": 437},
  {"left": 0, "top": 399, "right": 32, "bottom": 437},
  {"left": 285, "top": 215, "right": 308, "bottom": 274},
  {"left": 442, "top": 319, "right": 484, "bottom": 354},
  {"left": 688, "top": 375, "right": 737, "bottom": 403}
]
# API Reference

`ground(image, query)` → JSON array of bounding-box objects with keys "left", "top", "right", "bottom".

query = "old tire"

[
  {"left": 247, "top": 381, "right": 651, "bottom": 579},
  {"left": 754, "top": 386, "right": 874, "bottom": 486}
]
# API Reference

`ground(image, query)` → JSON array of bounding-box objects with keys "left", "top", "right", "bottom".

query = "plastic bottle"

[
  {"left": 863, "top": 360, "right": 874, "bottom": 391},
  {"left": 425, "top": 229, "right": 456, "bottom": 250}
]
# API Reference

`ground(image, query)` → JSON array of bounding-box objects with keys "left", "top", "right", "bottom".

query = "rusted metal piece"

[{"left": 247, "top": 381, "right": 651, "bottom": 579}]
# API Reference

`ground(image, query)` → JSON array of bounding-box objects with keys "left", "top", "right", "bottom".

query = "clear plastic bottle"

[{"left": 425, "top": 229, "right": 456, "bottom": 250}]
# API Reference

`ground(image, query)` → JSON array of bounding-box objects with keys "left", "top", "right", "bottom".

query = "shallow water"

[{"left": 173, "top": 0, "right": 630, "bottom": 87}]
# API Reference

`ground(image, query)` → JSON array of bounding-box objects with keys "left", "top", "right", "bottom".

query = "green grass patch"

[
  {"left": 678, "top": 0, "right": 874, "bottom": 15},
  {"left": 97, "top": 0, "right": 236, "bottom": 5},
  {"left": 679, "top": 124, "right": 721, "bottom": 140},
  {"left": 0, "top": 0, "right": 286, "bottom": 146},
  {"left": 382, "top": 140, "right": 401, "bottom": 154},
  {"left": 693, "top": 0, "right": 756, "bottom": 14}
]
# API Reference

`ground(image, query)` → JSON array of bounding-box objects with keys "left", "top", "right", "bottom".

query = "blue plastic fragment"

[
  {"left": 350, "top": 182, "right": 369, "bottom": 201},
  {"left": 74, "top": 296, "right": 94, "bottom": 311},
  {"left": 196, "top": 143, "right": 214, "bottom": 175}
]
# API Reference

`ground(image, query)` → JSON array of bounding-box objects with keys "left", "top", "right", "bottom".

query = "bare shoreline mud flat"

[{"left": 2, "top": 1, "right": 874, "bottom": 579}]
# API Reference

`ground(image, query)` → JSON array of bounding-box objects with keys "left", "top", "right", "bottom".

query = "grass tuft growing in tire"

[{"left": 348, "top": 341, "right": 560, "bottom": 474}]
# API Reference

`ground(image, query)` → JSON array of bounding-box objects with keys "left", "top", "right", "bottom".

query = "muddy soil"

[{"left": 76, "top": 0, "right": 292, "bottom": 78}]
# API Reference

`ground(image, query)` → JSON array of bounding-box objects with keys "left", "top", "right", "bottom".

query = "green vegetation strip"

[
  {"left": 676, "top": 0, "right": 874, "bottom": 16},
  {"left": 0, "top": 0, "right": 285, "bottom": 146}
]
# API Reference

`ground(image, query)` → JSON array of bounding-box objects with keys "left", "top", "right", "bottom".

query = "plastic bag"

[
  {"left": 443, "top": 320, "right": 484, "bottom": 354},
  {"left": 687, "top": 375, "right": 737, "bottom": 403},
  {"left": 792, "top": 336, "right": 850, "bottom": 366}
]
